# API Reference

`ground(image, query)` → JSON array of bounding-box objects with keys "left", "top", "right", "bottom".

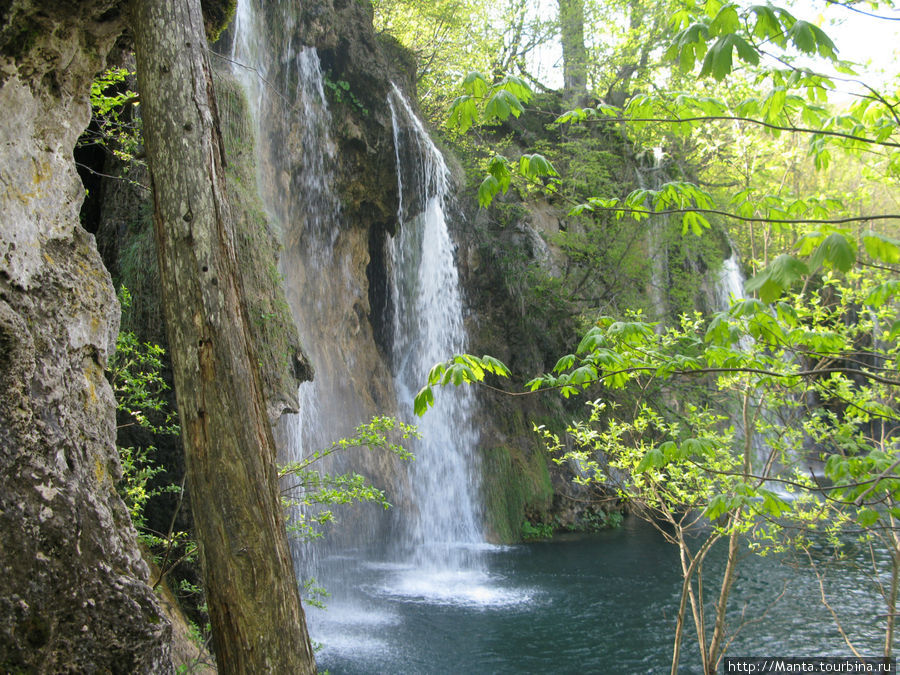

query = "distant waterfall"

[
  {"left": 711, "top": 253, "right": 745, "bottom": 311},
  {"left": 635, "top": 148, "right": 669, "bottom": 324},
  {"left": 386, "top": 84, "right": 484, "bottom": 567}
]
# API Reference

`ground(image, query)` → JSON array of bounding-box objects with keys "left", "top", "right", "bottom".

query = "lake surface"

[{"left": 308, "top": 517, "right": 892, "bottom": 673}]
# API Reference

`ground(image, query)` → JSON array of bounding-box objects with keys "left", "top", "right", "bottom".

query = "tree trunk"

[
  {"left": 557, "top": 0, "right": 588, "bottom": 103},
  {"left": 130, "top": 0, "right": 317, "bottom": 672}
]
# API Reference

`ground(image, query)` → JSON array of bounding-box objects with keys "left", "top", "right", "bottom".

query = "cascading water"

[
  {"left": 635, "top": 148, "right": 669, "bottom": 324},
  {"left": 232, "top": 0, "right": 393, "bottom": 588},
  {"left": 228, "top": 3, "right": 511, "bottom": 645},
  {"left": 386, "top": 84, "right": 484, "bottom": 568},
  {"left": 709, "top": 252, "right": 799, "bottom": 491},
  {"left": 711, "top": 253, "right": 745, "bottom": 311}
]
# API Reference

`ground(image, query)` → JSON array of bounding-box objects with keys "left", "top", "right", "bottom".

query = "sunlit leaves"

[
  {"left": 280, "top": 417, "right": 418, "bottom": 542},
  {"left": 808, "top": 232, "right": 856, "bottom": 273},
  {"left": 484, "top": 89, "right": 524, "bottom": 121},
  {"left": 446, "top": 71, "right": 533, "bottom": 134},
  {"left": 461, "top": 71, "right": 489, "bottom": 97},
  {"left": 448, "top": 95, "right": 478, "bottom": 133},
  {"left": 700, "top": 34, "right": 759, "bottom": 81},
  {"left": 862, "top": 231, "right": 900, "bottom": 264},
  {"left": 669, "top": 2, "right": 837, "bottom": 84},
  {"left": 786, "top": 21, "right": 836, "bottom": 60},
  {"left": 477, "top": 155, "right": 512, "bottom": 207},
  {"left": 519, "top": 153, "right": 559, "bottom": 180},
  {"left": 865, "top": 280, "right": 900, "bottom": 308},
  {"left": 668, "top": 22, "right": 710, "bottom": 72},
  {"left": 448, "top": 64, "right": 534, "bottom": 133},
  {"left": 745, "top": 254, "right": 809, "bottom": 303},
  {"left": 414, "top": 353, "right": 511, "bottom": 415}
]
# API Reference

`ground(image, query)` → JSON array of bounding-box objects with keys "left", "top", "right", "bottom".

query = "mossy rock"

[{"left": 482, "top": 443, "right": 553, "bottom": 544}]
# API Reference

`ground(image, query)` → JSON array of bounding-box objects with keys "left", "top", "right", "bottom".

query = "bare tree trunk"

[
  {"left": 885, "top": 518, "right": 899, "bottom": 658},
  {"left": 557, "top": 0, "right": 588, "bottom": 103},
  {"left": 708, "top": 525, "right": 740, "bottom": 673},
  {"left": 130, "top": 0, "right": 317, "bottom": 672}
]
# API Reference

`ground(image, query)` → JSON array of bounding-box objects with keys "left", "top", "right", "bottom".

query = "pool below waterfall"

[{"left": 309, "top": 516, "right": 892, "bottom": 673}]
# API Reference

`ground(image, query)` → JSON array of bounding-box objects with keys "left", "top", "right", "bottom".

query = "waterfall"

[
  {"left": 711, "top": 253, "right": 745, "bottom": 311},
  {"left": 229, "top": 0, "right": 494, "bottom": 616},
  {"left": 230, "top": 1, "right": 395, "bottom": 589},
  {"left": 386, "top": 84, "right": 484, "bottom": 567},
  {"left": 635, "top": 147, "right": 669, "bottom": 324},
  {"left": 709, "top": 252, "right": 800, "bottom": 493}
]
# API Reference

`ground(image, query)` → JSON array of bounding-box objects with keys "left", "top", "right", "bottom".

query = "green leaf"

[
  {"left": 447, "top": 95, "right": 478, "bottom": 133},
  {"left": 862, "top": 231, "right": 900, "bottom": 264},
  {"left": 733, "top": 35, "right": 760, "bottom": 66},
  {"left": 414, "top": 386, "right": 434, "bottom": 416},
  {"left": 480, "top": 354, "right": 511, "bottom": 378},
  {"left": 705, "top": 494, "right": 730, "bottom": 519},
  {"left": 484, "top": 89, "right": 524, "bottom": 121},
  {"left": 788, "top": 20, "right": 816, "bottom": 54},
  {"left": 635, "top": 447, "right": 667, "bottom": 473},
  {"left": 553, "top": 354, "right": 576, "bottom": 373},
  {"left": 889, "top": 320, "right": 900, "bottom": 341},
  {"left": 700, "top": 35, "right": 735, "bottom": 80},
  {"left": 808, "top": 232, "right": 856, "bottom": 272},
  {"left": 710, "top": 4, "right": 740, "bottom": 35},
  {"left": 519, "top": 153, "right": 559, "bottom": 179},
  {"left": 461, "top": 71, "right": 489, "bottom": 97},
  {"left": 659, "top": 440, "right": 680, "bottom": 460},
  {"left": 498, "top": 75, "right": 533, "bottom": 103},
  {"left": 477, "top": 175, "right": 500, "bottom": 207},
  {"left": 745, "top": 254, "right": 808, "bottom": 303},
  {"left": 857, "top": 507, "right": 881, "bottom": 528},
  {"left": 865, "top": 281, "right": 900, "bottom": 308}
]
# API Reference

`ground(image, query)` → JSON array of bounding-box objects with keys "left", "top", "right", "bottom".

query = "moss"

[
  {"left": 481, "top": 442, "right": 553, "bottom": 544},
  {"left": 0, "top": 14, "right": 42, "bottom": 61},
  {"left": 213, "top": 67, "right": 310, "bottom": 412},
  {"left": 117, "top": 206, "right": 165, "bottom": 345},
  {"left": 201, "top": 0, "right": 237, "bottom": 42}
]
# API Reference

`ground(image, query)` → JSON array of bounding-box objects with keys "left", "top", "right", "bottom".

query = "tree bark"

[
  {"left": 557, "top": 0, "right": 588, "bottom": 103},
  {"left": 130, "top": 0, "right": 317, "bottom": 672}
]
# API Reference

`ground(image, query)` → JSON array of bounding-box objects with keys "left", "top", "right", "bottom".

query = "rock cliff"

[{"left": 0, "top": 1, "right": 173, "bottom": 671}]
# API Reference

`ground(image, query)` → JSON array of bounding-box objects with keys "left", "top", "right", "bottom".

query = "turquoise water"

[{"left": 309, "top": 517, "right": 892, "bottom": 673}]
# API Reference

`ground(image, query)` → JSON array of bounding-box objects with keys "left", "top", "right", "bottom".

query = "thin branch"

[
  {"left": 823, "top": 0, "right": 900, "bottom": 21},
  {"left": 565, "top": 114, "right": 900, "bottom": 149},
  {"left": 854, "top": 458, "right": 900, "bottom": 507},
  {"left": 586, "top": 204, "right": 900, "bottom": 227},
  {"left": 803, "top": 545, "right": 864, "bottom": 659},
  {"left": 74, "top": 161, "right": 150, "bottom": 192}
]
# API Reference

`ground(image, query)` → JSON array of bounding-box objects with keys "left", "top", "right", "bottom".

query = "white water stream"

[
  {"left": 386, "top": 85, "right": 484, "bottom": 568},
  {"left": 228, "top": 3, "right": 506, "bottom": 639}
]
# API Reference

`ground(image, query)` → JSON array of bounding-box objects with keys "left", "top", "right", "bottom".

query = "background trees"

[{"left": 405, "top": 0, "right": 899, "bottom": 667}]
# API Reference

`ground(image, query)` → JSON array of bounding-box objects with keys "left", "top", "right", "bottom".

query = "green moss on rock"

[
  {"left": 482, "top": 443, "right": 553, "bottom": 544},
  {"left": 213, "top": 67, "right": 312, "bottom": 418}
]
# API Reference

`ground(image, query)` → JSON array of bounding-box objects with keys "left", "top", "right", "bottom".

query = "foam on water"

[{"left": 372, "top": 569, "right": 536, "bottom": 608}]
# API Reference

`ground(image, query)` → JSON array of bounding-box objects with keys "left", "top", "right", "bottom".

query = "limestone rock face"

[{"left": 0, "top": 2, "right": 173, "bottom": 671}]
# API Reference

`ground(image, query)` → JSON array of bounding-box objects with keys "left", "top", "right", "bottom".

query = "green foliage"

[
  {"left": 482, "top": 443, "right": 553, "bottom": 544},
  {"left": 108, "top": 287, "right": 180, "bottom": 530},
  {"left": 520, "top": 519, "right": 553, "bottom": 541},
  {"left": 416, "top": 254, "right": 900, "bottom": 659},
  {"left": 108, "top": 287, "right": 197, "bottom": 608},
  {"left": 109, "top": 289, "right": 179, "bottom": 437},
  {"left": 323, "top": 73, "right": 369, "bottom": 116},
  {"left": 415, "top": 354, "right": 510, "bottom": 415},
  {"left": 279, "top": 417, "right": 418, "bottom": 542},
  {"left": 79, "top": 67, "right": 142, "bottom": 163},
  {"left": 448, "top": 72, "right": 533, "bottom": 132}
]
